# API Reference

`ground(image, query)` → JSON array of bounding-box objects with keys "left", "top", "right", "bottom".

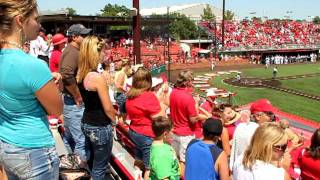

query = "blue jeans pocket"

[
  {"left": 82, "top": 124, "right": 113, "bottom": 146},
  {"left": 3, "top": 149, "right": 31, "bottom": 179},
  {"left": 1, "top": 141, "right": 59, "bottom": 180}
]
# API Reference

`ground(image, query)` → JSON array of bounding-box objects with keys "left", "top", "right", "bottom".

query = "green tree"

[
  {"left": 313, "top": 16, "right": 320, "bottom": 24},
  {"left": 201, "top": 5, "right": 215, "bottom": 21},
  {"left": 142, "top": 13, "right": 205, "bottom": 40},
  {"left": 170, "top": 13, "right": 206, "bottom": 40},
  {"left": 100, "top": 3, "right": 130, "bottom": 17},
  {"left": 66, "top": 7, "right": 77, "bottom": 15},
  {"left": 251, "top": 17, "right": 262, "bottom": 22},
  {"left": 224, "top": 10, "right": 235, "bottom": 20}
]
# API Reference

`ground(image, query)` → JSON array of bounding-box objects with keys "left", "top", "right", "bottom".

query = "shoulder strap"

[{"left": 209, "top": 145, "right": 223, "bottom": 163}]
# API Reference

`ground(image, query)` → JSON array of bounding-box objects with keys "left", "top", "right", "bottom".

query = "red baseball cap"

[
  {"left": 250, "top": 99, "right": 275, "bottom": 114},
  {"left": 52, "top": 33, "right": 67, "bottom": 46}
]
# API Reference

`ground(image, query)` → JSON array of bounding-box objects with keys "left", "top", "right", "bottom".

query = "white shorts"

[{"left": 171, "top": 134, "right": 195, "bottom": 162}]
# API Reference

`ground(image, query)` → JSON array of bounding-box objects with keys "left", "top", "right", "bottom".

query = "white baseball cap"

[{"left": 152, "top": 77, "right": 164, "bottom": 88}]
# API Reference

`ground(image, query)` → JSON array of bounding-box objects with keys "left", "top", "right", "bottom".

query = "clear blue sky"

[{"left": 37, "top": 0, "right": 319, "bottom": 20}]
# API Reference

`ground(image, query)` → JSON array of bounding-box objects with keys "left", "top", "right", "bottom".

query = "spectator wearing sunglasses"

[
  {"left": 233, "top": 123, "right": 291, "bottom": 180},
  {"left": 230, "top": 99, "right": 277, "bottom": 170}
]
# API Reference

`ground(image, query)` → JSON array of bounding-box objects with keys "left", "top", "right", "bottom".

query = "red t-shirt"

[
  {"left": 49, "top": 50, "right": 62, "bottom": 72},
  {"left": 170, "top": 88, "right": 197, "bottom": 136},
  {"left": 126, "top": 91, "right": 161, "bottom": 138},
  {"left": 298, "top": 149, "right": 320, "bottom": 180}
]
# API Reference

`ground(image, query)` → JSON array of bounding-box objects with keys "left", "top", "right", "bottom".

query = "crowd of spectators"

[
  {"left": 200, "top": 20, "right": 320, "bottom": 49},
  {"left": 1, "top": 1, "right": 320, "bottom": 179}
]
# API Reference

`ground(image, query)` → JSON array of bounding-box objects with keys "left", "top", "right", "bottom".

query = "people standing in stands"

[
  {"left": 151, "top": 77, "right": 172, "bottom": 118},
  {"left": 233, "top": 123, "right": 291, "bottom": 180},
  {"left": 59, "top": 24, "right": 91, "bottom": 167},
  {"left": 185, "top": 118, "right": 230, "bottom": 180},
  {"left": 49, "top": 33, "right": 66, "bottom": 72},
  {"left": 0, "top": 0, "right": 63, "bottom": 179},
  {"left": 126, "top": 67, "right": 166, "bottom": 179},
  {"left": 29, "top": 27, "right": 51, "bottom": 65},
  {"left": 298, "top": 128, "right": 320, "bottom": 180},
  {"left": 114, "top": 59, "right": 131, "bottom": 121},
  {"left": 149, "top": 117, "right": 180, "bottom": 180},
  {"left": 195, "top": 90, "right": 218, "bottom": 139},
  {"left": 76, "top": 36, "right": 117, "bottom": 179},
  {"left": 170, "top": 70, "right": 209, "bottom": 177},
  {"left": 229, "top": 99, "right": 276, "bottom": 169}
]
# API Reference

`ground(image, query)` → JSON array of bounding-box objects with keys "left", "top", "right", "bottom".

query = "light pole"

[
  {"left": 133, "top": 0, "right": 141, "bottom": 64},
  {"left": 167, "top": 7, "right": 171, "bottom": 81},
  {"left": 286, "top": 10, "right": 293, "bottom": 20},
  {"left": 222, "top": 0, "right": 225, "bottom": 49}
]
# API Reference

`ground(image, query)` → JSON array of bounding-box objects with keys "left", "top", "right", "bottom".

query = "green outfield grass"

[
  {"left": 240, "top": 63, "right": 320, "bottom": 78},
  {"left": 280, "top": 77, "right": 320, "bottom": 96},
  {"left": 196, "top": 63, "right": 320, "bottom": 122}
]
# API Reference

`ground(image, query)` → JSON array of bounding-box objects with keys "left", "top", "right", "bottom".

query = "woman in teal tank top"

[{"left": 0, "top": 0, "right": 63, "bottom": 179}]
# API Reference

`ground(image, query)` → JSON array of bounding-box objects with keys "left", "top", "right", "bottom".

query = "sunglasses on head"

[{"left": 273, "top": 143, "right": 287, "bottom": 152}]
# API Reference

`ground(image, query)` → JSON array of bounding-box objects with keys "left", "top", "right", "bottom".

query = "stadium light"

[{"left": 222, "top": 0, "right": 225, "bottom": 49}]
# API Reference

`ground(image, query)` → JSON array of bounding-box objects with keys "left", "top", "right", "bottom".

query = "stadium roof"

[
  {"left": 140, "top": 3, "right": 223, "bottom": 21},
  {"left": 39, "top": 9, "right": 68, "bottom": 16}
]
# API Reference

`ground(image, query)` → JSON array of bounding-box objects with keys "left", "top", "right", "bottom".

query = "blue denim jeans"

[
  {"left": 62, "top": 96, "right": 87, "bottom": 161},
  {"left": 82, "top": 123, "right": 113, "bottom": 180},
  {"left": 128, "top": 130, "right": 153, "bottom": 169},
  {"left": 0, "top": 139, "right": 59, "bottom": 180},
  {"left": 114, "top": 92, "right": 126, "bottom": 114}
]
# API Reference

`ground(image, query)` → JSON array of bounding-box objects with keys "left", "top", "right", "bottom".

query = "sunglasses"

[
  {"left": 273, "top": 143, "right": 287, "bottom": 152},
  {"left": 263, "top": 111, "right": 276, "bottom": 122}
]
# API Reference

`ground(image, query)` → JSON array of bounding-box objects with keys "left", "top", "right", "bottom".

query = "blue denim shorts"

[
  {"left": 0, "top": 139, "right": 59, "bottom": 180},
  {"left": 128, "top": 130, "right": 153, "bottom": 169}
]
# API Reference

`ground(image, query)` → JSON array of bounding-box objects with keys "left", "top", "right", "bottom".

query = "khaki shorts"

[{"left": 171, "top": 134, "right": 195, "bottom": 162}]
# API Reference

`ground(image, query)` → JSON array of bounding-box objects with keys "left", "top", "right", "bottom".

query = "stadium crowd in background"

[
  {"left": 200, "top": 19, "right": 320, "bottom": 49},
  {"left": 1, "top": 0, "right": 320, "bottom": 179}
]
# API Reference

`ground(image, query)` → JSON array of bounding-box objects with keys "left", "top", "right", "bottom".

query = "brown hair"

[
  {"left": 174, "top": 70, "right": 193, "bottom": 88},
  {"left": 307, "top": 128, "right": 320, "bottom": 159},
  {"left": 77, "top": 36, "right": 105, "bottom": 83},
  {"left": 0, "top": 0, "right": 37, "bottom": 35},
  {"left": 126, "top": 67, "right": 152, "bottom": 99},
  {"left": 152, "top": 117, "right": 172, "bottom": 138}
]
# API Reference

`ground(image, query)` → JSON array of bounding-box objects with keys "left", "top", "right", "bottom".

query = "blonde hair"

[
  {"left": 126, "top": 67, "right": 152, "bottom": 99},
  {"left": 0, "top": 0, "right": 37, "bottom": 35},
  {"left": 77, "top": 36, "right": 105, "bottom": 83},
  {"left": 242, "top": 122, "right": 287, "bottom": 170}
]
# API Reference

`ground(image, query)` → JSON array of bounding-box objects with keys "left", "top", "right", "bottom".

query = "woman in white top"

[{"left": 233, "top": 123, "right": 291, "bottom": 180}]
